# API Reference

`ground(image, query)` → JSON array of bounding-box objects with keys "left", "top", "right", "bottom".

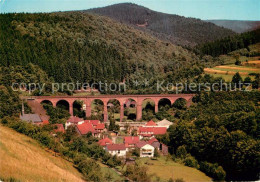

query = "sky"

[{"left": 0, "top": 0, "right": 259, "bottom": 20}]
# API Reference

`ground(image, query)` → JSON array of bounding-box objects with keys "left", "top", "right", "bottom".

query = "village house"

[
  {"left": 136, "top": 141, "right": 155, "bottom": 158},
  {"left": 98, "top": 137, "right": 113, "bottom": 149},
  {"left": 148, "top": 137, "right": 168, "bottom": 155},
  {"left": 105, "top": 144, "right": 127, "bottom": 157},
  {"left": 65, "top": 116, "right": 84, "bottom": 129},
  {"left": 20, "top": 113, "right": 42, "bottom": 124},
  {"left": 76, "top": 122, "right": 97, "bottom": 136},
  {"left": 85, "top": 120, "right": 106, "bottom": 137},
  {"left": 145, "top": 120, "right": 158, "bottom": 127},
  {"left": 138, "top": 127, "right": 167, "bottom": 139},
  {"left": 124, "top": 136, "right": 140, "bottom": 150}
]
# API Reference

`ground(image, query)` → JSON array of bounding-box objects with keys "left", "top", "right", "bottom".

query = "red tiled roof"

[
  {"left": 148, "top": 137, "right": 158, "bottom": 144},
  {"left": 96, "top": 123, "right": 105, "bottom": 130},
  {"left": 76, "top": 122, "right": 96, "bottom": 135},
  {"left": 67, "top": 116, "right": 84, "bottom": 123},
  {"left": 153, "top": 127, "right": 167, "bottom": 135},
  {"left": 54, "top": 124, "right": 65, "bottom": 133},
  {"left": 106, "top": 144, "right": 126, "bottom": 151},
  {"left": 124, "top": 136, "right": 140, "bottom": 145},
  {"left": 98, "top": 138, "right": 113, "bottom": 146},
  {"left": 139, "top": 127, "right": 167, "bottom": 135},
  {"left": 85, "top": 120, "right": 100, "bottom": 126},
  {"left": 136, "top": 141, "right": 148, "bottom": 148},
  {"left": 146, "top": 120, "right": 157, "bottom": 126}
]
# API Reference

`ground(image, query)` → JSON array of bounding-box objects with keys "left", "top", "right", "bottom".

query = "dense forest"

[
  {"left": 196, "top": 28, "right": 260, "bottom": 57},
  {"left": 158, "top": 91, "right": 260, "bottom": 180},
  {"left": 87, "top": 3, "right": 236, "bottom": 47},
  {"left": 0, "top": 13, "right": 220, "bottom": 94}
]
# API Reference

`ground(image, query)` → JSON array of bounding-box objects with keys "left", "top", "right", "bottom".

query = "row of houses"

[
  {"left": 98, "top": 136, "right": 168, "bottom": 158},
  {"left": 20, "top": 111, "right": 172, "bottom": 159}
]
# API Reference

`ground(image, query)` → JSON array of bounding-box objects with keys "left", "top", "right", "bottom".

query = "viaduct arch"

[{"left": 25, "top": 94, "right": 195, "bottom": 122}]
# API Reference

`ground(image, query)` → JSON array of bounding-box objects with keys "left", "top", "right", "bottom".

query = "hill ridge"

[{"left": 86, "top": 3, "right": 236, "bottom": 47}]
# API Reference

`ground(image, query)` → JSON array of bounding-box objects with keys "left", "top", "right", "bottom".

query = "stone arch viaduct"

[{"left": 24, "top": 94, "right": 195, "bottom": 122}]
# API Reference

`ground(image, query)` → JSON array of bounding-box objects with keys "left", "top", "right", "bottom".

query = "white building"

[
  {"left": 105, "top": 144, "right": 127, "bottom": 157},
  {"left": 136, "top": 141, "right": 155, "bottom": 158},
  {"left": 157, "top": 119, "right": 173, "bottom": 129}
]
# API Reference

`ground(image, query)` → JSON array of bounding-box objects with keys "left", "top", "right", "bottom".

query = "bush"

[
  {"left": 183, "top": 155, "right": 199, "bottom": 169},
  {"left": 200, "top": 161, "right": 226, "bottom": 180},
  {"left": 176, "top": 145, "right": 187, "bottom": 159}
]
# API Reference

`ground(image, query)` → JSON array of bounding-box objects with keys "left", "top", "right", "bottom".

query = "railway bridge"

[{"left": 23, "top": 94, "right": 195, "bottom": 122}]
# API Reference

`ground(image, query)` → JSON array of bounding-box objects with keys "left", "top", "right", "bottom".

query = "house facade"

[
  {"left": 136, "top": 142, "right": 155, "bottom": 158},
  {"left": 105, "top": 144, "right": 127, "bottom": 157}
]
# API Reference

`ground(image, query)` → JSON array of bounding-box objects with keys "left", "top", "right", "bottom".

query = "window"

[{"left": 118, "top": 150, "right": 120, "bottom": 154}]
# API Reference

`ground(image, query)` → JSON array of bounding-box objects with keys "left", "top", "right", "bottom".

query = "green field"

[
  {"left": 131, "top": 157, "right": 211, "bottom": 182},
  {"left": 99, "top": 162, "right": 123, "bottom": 181}
]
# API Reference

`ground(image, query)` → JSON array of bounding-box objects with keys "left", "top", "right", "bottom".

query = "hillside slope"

[
  {"left": 0, "top": 12, "right": 209, "bottom": 90},
  {"left": 87, "top": 3, "right": 236, "bottom": 47},
  {"left": 0, "top": 125, "right": 84, "bottom": 182},
  {"left": 206, "top": 20, "right": 260, "bottom": 33}
]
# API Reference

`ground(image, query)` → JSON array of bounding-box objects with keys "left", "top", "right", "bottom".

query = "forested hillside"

[
  {"left": 0, "top": 12, "right": 215, "bottom": 93},
  {"left": 87, "top": 3, "right": 236, "bottom": 47},
  {"left": 196, "top": 28, "right": 260, "bottom": 57},
  {"left": 159, "top": 91, "right": 260, "bottom": 181}
]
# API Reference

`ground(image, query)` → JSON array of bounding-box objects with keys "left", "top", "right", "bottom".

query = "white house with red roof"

[
  {"left": 136, "top": 141, "right": 154, "bottom": 158},
  {"left": 65, "top": 116, "right": 84, "bottom": 129},
  {"left": 105, "top": 144, "right": 126, "bottom": 157}
]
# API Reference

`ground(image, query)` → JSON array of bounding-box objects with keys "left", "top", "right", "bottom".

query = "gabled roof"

[
  {"left": 67, "top": 116, "right": 84, "bottom": 123},
  {"left": 20, "top": 114, "right": 42, "bottom": 123},
  {"left": 96, "top": 123, "right": 105, "bottom": 130},
  {"left": 145, "top": 120, "right": 157, "bottom": 126},
  {"left": 76, "top": 122, "right": 96, "bottom": 135},
  {"left": 136, "top": 141, "right": 148, "bottom": 148},
  {"left": 148, "top": 137, "right": 158, "bottom": 144},
  {"left": 124, "top": 136, "right": 140, "bottom": 145},
  {"left": 54, "top": 124, "right": 65, "bottom": 133},
  {"left": 157, "top": 119, "right": 173, "bottom": 127},
  {"left": 98, "top": 138, "right": 113, "bottom": 146},
  {"left": 106, "top": 144, "right": 126, "bottom": 151}
]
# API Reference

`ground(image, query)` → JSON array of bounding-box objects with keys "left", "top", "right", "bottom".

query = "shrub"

[
  {"left": 183, "top": 155, "right": 199, "bottom": 169},
  {"left": 200, "top": 161, "right": 226, "bottom": 180},
  {"left": 176, "top": 145, "right": 187, "bottom": 159}
]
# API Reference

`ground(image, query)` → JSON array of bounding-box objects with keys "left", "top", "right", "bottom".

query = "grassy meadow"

[
  {"left": 130, "top": 157, "right": 211, "bottom": 182},
  {"left": 0, "top": 125, "right": 84, "bottom": 182}
]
